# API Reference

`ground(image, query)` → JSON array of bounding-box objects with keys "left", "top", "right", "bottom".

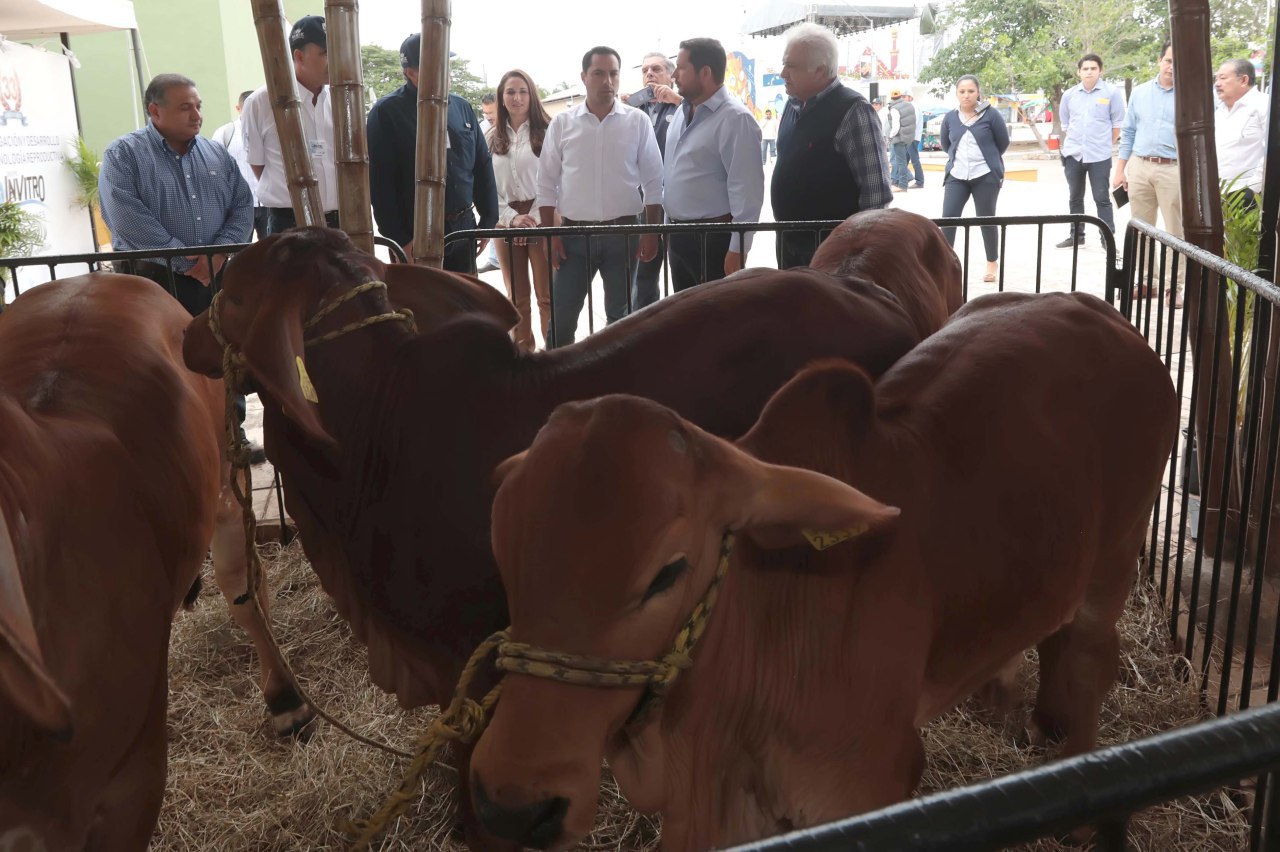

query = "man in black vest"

[
  {"left": 627, "top": 52, "right": 683, "bottom": 309},
  {"left": 774, "top": 23, "right": 891, "bottom": 269}
]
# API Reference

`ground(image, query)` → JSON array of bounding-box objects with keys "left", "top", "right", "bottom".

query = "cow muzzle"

[{"left": 472, "top": 776, "right": 569, "bottom": 850}]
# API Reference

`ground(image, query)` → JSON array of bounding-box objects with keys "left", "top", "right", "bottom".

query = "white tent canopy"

[{"left": 0, "top": 0, "right": 137, "bottom": 37}]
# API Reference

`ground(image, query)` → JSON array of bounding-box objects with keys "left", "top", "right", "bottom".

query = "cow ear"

[
  {"left": 0, "top": 512, "right": 73, "bottom": 737},
  {"left": 182, "top": 311, "right": 225, "bottom": 378},
  {"left": 739, "top": 359, "right": 876, "bottom": 460},
  {"left": 716, "top": 361, "right": 897, "bottom": 551},
  {"left": 491, "top": 450, "right": 528, "bottom": 489},
  {"left": 721, "top": 453, "right": 900, "bottom": 551},
  {"left": 385, "top": 263, "right": 521, "bottom": 332},
  {"left": 238, "top": 275, "right": 336, "bottom": 449}
]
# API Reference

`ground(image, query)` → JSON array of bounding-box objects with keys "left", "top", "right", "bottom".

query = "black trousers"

[
  {"left": 265, "top": 207, "right": 341, "bottom": 234},
  {"left": 668, "top": 230, "right": 732, "bottom": 292},
  {"left": 1063, "top": 156, "right": 1115, "bottom": 235},
  {"left": 776, "top": 229, "right": 824, "bottom": 270},
  {"left": 444, "top": 210, "right": 479, "bottom": 275},
  {"left": 131, "top": 261, "right": 247, "bottom": 424},
  {"left": 941, "top": 171, "right": 1003, "bottom": 262}
]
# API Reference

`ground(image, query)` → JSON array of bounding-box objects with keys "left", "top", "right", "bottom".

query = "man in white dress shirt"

[
  {"left": 535, "top": 45, "right": 663, "bottom": 347},
  {"left": 663, "top": 37, "right": 764, "bottom": 290},
  {"left": 241, "top": 15, "right": 339, "bottom": 234},
  {"left": 1214, "top": 59, "right": 1268, "bottom": 208}
]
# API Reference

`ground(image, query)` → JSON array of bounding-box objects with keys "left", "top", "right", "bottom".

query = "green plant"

[
  {"left": 1221, "top": 177, "right": 1263, "bottom": 427},
  {"left": 0, "top": 198, "right": 43, "bottom": 259},
  {"left": 63, "top": 136, "right": 100, "bottom": 210}
]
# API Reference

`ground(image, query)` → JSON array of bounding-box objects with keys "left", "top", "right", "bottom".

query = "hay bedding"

[{"left": 154, "top": 545, "right": 1248, "bottom": 850}]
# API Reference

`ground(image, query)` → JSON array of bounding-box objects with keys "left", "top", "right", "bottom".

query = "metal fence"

[{"left": 444, "top": 213, "right": 1120, "bottom": 345}]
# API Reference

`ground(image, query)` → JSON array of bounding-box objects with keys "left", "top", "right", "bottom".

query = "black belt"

[{"left": 561, "top": 215, "right": 639, "bottom": 226}]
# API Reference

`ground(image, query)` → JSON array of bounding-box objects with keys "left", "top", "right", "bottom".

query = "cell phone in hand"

[{"left": 1113, "top": 185, "right": 1129, "bottom": 208}]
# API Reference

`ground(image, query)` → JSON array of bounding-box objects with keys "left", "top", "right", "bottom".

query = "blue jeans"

[
  {"left": 907, "top": 141, "right": 924, "bottom": 186},
  {"left": 891, "top": 142, "right": 911, "bottom": 188},
  {"left": 550, "top": 229, "right": 636, "bottom": 347},
  {"left": 631, "top": 235, "right": 666, "bottom": 311},
  {"left": 1063, "top": 155, "right": 1115, "bottom": 234},
  {"left": 761, "top": 139, "right": 776, "bottom": 163}
]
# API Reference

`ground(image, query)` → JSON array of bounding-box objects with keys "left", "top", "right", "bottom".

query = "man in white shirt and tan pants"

[
  {"left": 1214, "top": 58, "right": 1268, "bottom": 209},
  {"left": 536, "top": 45, "right": 663, "bottom": 347}
]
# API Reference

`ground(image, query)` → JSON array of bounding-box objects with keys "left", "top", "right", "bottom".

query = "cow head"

[
  {"left": 183, "top": 228, "right": 389, "bottom": 447},
  {"left": 470, "top": 374, "right": 898, "bottom": 849},
  {"left": 0, "top": 507, "right": 72, "bottom": 738}
]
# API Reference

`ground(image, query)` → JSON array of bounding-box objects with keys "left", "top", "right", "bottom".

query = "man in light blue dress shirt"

[
  {"left": 1057, "top": 53, "right": 1124, "bottom": 247},
  {"left": 663, "top": 37, "right": 764, "bottom": 290},
  {"left": 1113, "top": 40, "right": 1182, "bottom": 304}
]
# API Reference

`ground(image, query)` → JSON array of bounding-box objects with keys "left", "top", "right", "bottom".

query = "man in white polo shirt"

[
  {"left": 536, "top": 45, "right": 663, "bottom": 347},
  {"left": 241, "top": 14, "right": 339, "bottom": 233}
]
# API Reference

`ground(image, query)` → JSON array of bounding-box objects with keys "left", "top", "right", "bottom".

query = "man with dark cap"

[
  {"left": 241, "top": 14, "right": 339, "bottom": 233},
  {"left": 367, "top": 32, "right": 499, "bottom": 271}
]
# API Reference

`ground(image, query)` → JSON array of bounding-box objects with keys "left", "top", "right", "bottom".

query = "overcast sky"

[{"left": 356, "top": 0, "right": 758, "bottom": 90}]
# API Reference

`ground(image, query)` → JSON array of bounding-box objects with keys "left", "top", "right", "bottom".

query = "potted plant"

[
  {"left": 0, "top": 197, "right": 44, "bottom": 307},
  {"left": 64, "top": 136, "right": 109, "bottom": 249}
]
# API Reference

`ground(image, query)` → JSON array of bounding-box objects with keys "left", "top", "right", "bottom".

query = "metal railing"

[
  {"left": 445, "top": 213, "right": 1120, "bottom": 346},
  {"left": 726, "top": 700, "right": 1280, "bottom": 852}
]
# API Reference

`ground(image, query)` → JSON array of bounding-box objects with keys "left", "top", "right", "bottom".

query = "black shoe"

[
  {"left": 1056, "top": 235, "right": 1085, "bottom": 248},
  {"left": 910, "top": 181, "right": 924, "bottom": 189},
  {"left": 247, "top": 442, "right": 268, "bottom": 466}
]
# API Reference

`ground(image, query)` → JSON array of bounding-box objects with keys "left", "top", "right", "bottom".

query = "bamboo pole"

[
  {"left": 412, "top": 0, "right": 451, "bottom": 268},
  {"left": 249, "top": 0, "right": 324, "bottom": 227},
  {"left": 324, "top": 0, "right": 374, "bottom": 252},
  {"left": 1170, "top": 0, "right": 1237, "bottom": 553}
]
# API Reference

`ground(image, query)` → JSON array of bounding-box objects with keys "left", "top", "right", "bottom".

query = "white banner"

[{"left": 0, "top": 39, "right": 94, "bottom": 303}]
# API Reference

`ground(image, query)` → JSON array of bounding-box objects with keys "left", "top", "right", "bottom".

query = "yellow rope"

[
  {"left": 340, "top": 630, "right": 509, "bottom": 849},
  {"left": 338, "top": 534, "right": 736, "bottom": 846}
]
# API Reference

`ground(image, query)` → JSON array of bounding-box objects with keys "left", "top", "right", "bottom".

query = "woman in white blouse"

[{"left": 487, "top": 69, "right": 553, "bottom": 350}]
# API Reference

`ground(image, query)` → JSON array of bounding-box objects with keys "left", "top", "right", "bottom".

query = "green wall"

[{"left": 67, "top": 0, "right": 326, "bottom": 156}]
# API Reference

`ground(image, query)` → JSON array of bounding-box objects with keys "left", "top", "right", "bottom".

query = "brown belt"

[
  {"left": 670, "top": 213, "right": 733, "bottom": 224},
  {"left": 508, "top": 199, "right": 534, "bottom": 215},
  {"left": 1138, "top": 155, "right": 1177, "bottom": 165},
  {"left": 561, "top": 215, "right": 639, "bottom": 226}
]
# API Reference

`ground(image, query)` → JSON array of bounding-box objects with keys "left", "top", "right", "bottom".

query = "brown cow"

[
  {"left": 810, "top": 208, "right": 963, "bottom": 340},
  {"left": 469, "top": 291, "right": 1179, "bottom": 851},
  {"left": 0, "top": 274, "right": 292, "bottom": 848},
  {"left": 181, "top": 226, "right": 926, "bottom": 844}
]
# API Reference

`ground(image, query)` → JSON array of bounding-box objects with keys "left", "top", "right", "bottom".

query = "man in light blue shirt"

[
  {"left": 663, "top": 37, "right": 764, "bottom": 290},
  {"left": 1057, "top": 53, "right": 1125, "bottom": 247},
  {"left": 1114, "top": 40, "right": 1182, "bottom": 305}
]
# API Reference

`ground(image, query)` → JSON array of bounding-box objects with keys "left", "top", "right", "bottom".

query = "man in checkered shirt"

[{"left": 773, "top": 23, "right": 891, "bottom": 269}]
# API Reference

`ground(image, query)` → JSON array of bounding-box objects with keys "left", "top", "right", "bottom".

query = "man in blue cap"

[{"left": 367, "top": 32, "right": 499, "bottom": 271}]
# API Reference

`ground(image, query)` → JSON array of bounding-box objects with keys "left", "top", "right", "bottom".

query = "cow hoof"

[{"left": 272, "top": 704, "right": 317, "bottom": 740}]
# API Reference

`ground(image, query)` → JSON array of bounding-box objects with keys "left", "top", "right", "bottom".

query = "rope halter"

[{"left": 494, "top": 531, "right": 736, "bottom": 729}]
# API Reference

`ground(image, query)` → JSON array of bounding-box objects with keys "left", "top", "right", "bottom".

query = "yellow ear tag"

[
  {"left": 802, "top": 524, "right": 868, "bottom": 551},
  {"left": 296, "top": 356, "right": 319, "bottom": 404}
]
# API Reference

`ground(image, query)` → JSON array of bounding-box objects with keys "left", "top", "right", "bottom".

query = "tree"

[
  {"left": 918, "top": 0, "right": 1267, "bottom": 136},
  {"left": 360, "top": 44, "right": 494, "bottom": 110}
]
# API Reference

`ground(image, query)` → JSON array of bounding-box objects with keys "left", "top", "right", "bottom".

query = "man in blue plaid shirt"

[
  {"left": 100, "top": 73, "right": 259, "bottom": 458},
  {"left": 99, "top": 73, "right": 252, "bottom": 317}
]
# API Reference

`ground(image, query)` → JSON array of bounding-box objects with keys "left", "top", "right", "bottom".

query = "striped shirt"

[{"left": 99, "top": 123, "right": 252, "bottom": 273}]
